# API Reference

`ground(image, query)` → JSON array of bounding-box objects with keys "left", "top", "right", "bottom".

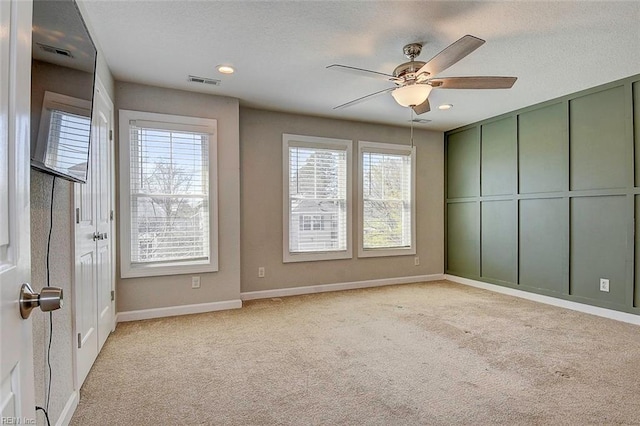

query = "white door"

[
  {"left": 74, "top": 78, "right": 114, "bottom": 386},
  {"left": 0, "top": 0, "right": 36, "bottom": 422},
  {"left": 94, "top": 81, "right": 114, "bottom": 351},
  {"left": 73, "top": 135, "right": 98, "bottom": 387}
]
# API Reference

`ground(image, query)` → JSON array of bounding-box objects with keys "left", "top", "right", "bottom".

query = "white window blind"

[
  {"left": 129, "top": 123, "right": 210, "bottom": 264},
  {"left": 44, "top": 109, "right": 91, "bottom": 178},
  {"left": 362, "top": 149, "right": 412, "bottom": 250},
  {"left": 288, "top": 145, "right": 347, "bottom": 254}
]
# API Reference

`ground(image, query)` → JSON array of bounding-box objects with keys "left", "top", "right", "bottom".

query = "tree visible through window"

[
  {"left": 130, "top": 126, "right": 210, "bottom": 264},
  {"left": 360, "top": 141, "right": 415, "bottom": 256}
]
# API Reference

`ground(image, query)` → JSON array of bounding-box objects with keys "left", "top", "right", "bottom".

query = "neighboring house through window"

[
  {"left": 283, "top": 134, "right": 352, "bottom": 262},
  {"left": 119, "top": 110, "right": 218, "bottom": 277}
]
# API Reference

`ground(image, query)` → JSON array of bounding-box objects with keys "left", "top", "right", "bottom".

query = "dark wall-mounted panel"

[
  {"left": 447, "top": 128, "right": 479, "bottom": 199},
  {"left": 570, "top": 86, "right": 627, "bottom": 191},
  {"left": 481, "top": 200, "right": 515, "bottom": 283},
  {"left": 571, "top": 196, "right": 627, "bottom": 306},
  {"left": 634, "top": 81, "right": 640, "bottom": 187},
  {"left": 519, "top": 198, "right": 567, "bottom": 294},
  {"left": 481, "top": 117, "right": 516, "bottom": 196},
  {"left": 447, "top": 202, "right": 480, "bottom": 276},
  {"left": 519, "top": 103, "right": 567, "bottom": 194},
  {"left": 633, "top": 195, "right": 640, "bottom": 308}
]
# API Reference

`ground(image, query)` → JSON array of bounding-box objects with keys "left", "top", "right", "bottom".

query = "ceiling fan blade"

[
  {"left": 412, "top": 98, "right": 431, "bottom": 115},
  {"left": 416, "top": 35, "right": 485, "bottom": 78},
  {"left": 333, "top": 87, "right": 395, "bottom": 110},
  {"left": 430, "top": 76, "right": 517, "bottom": 89},
  {"left": 327, "top": 64, "right": 395, "bottom": 81}
]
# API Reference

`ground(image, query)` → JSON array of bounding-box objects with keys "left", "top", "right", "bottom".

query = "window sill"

[
  {"left": 357, "top": 247, "right": 416, "bottom": 258},
  {"left": 283, "top": 249, "right": 352, "bottom": 263},
  {"left": 121, "top": 259, "right": 218, "bottom": 279}
]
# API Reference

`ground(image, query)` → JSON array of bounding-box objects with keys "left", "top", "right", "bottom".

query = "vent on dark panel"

[
  {"left": 188, "top": 75, "right": 221, "bottom": 86},
  {"left": 37, "top": 42, "right": 73, "bottom": 58}
]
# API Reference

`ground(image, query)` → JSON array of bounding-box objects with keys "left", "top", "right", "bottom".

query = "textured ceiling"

[{"left": 80, "top": 1, "right": 640, "bottom": 131}]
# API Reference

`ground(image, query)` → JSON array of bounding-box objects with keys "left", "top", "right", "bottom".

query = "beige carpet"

[{"left": 70, "top": 281, "right": 640, "bottom": 425}]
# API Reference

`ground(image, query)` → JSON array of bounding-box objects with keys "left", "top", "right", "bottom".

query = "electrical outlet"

[
  {"left": 191, "top": 276, "right": 201, "bottom": 289},
  {"left": 599, "top": 278, "right": 609, "bottom": 293},
  {"left": 414, "top": 256, "right": 420, "bottom": 266},
  {"left": 258, "top": 267, "right": 265, "bottom": 278}
]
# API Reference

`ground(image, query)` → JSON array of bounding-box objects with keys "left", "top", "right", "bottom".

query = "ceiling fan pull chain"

[{"left": 410, "top": 108, "right": 414, "bottom": 148}]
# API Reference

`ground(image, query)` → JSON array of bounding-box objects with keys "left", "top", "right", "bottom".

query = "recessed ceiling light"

[
  {"left": 438, "top": 104, "right": 453, "bottom": 110},
  {"left": 217, "top": 65, "right": 235, "bottom": 74}
]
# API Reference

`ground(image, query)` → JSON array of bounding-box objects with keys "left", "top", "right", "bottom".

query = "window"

[
  {"left": 283, "top": 134, "right": 352, "bottom": 262},
  {"left": 358, "top": 141, "right": 415, "bottom": 257},
  {"left": 119, "top": 110, "right": 218, "bottom": 277}
]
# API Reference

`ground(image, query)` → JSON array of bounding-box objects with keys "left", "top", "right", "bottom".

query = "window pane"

[
  {"left": 130, "top": 125, "right": 210, "bottom": 264},
  {"left": 362, "top": 151, "right": 412, "bottom": 249},
  {"left": 289, "top": 146, "right": 347, "bottom": 253}
]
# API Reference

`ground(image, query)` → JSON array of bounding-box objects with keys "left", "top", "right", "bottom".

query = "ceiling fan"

[{"left": 327, "top": 35, "right": 517, "bottom": 115}]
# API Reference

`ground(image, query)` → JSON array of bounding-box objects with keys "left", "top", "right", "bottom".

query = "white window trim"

[
  {"left": 358, "top": 141, "right": 416, "bottom": 258},
  {"left": 283, "top": 133, "right": 353, "bottom": 263},
  {"left": 119, "top": 109, "right": 218, "bottom": 278}
]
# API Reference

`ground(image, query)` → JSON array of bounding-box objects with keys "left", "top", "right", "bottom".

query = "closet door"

[
  {"left": 74, "top": 116, "right": 99, "bottom": 387},
  {"left": 94, "top": 81, "right": 114, "bottom": 352},
  {"left": 73, "top": 78, "right": 114, "bottom": 387}
]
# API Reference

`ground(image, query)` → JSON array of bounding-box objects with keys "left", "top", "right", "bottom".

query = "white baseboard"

[
  {"left": 241, "top": 274, "right": 445, "bottom": 301},
  {"left": 446, "top": 274, "right": 640, "bottom": 326},
  {"left": 117, "top": 299, "right": 243, "bottom": 323},
  {"left": 56, "top": 390, "right": 78, "bottom": 426}
]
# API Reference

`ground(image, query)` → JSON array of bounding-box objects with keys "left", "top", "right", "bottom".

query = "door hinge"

[
  {"left": 109, "top": 130, "right": 113, "bottom": 141},
  {"left": 111, "top": 290, "right": 115, "bottom": 302},
  {"left": 110, "top": 210, "right": 114, "bottom": 221},
  {"left": 75, "top": 208, "right": 80, "bottom": 224},
  {"left": 77, "top": 333, "right": 82, "bottom": 349}
]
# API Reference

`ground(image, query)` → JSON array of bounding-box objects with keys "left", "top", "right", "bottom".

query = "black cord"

[
  {"left": 35, "top": 406, "right": 51, "bottom": 426},
  {"left": 46, "top": 176, "right": 55, "bottom": 288},
  {"left": 45, "top": 176, "right": 55, "bottom": 414},
  {"left": 46, "top": 311, "right": 53, "bottom": 412}
]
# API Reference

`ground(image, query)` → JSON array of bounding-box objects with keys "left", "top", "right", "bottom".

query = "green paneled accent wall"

[
  {"left": 447, "top": 127, "right": 479, "bottom": 199},
  {"left": 481, "top": 200, "right": 515, "bottom": 283},
  {"left": 636, "top": 196, "right": 640, "bottom": 308},
  {"left": 447, "top": 202, "right": 480, "bottom": 276},
  {"left": 445, "top": 74, "right": 640, "bottom": 316},
  {"left": 570, "top": 196, "right": 628, "bottom": 307},
  {"left": 635, "top": 82, "right": 640, "bottom": 187},
  {"left": 481, "top": 117, "right": 516, "bottom": 196},
  {"left": 518, "top": 103, "right": 567, "bottom": 194},
  {"left": 519, "top": 198, "right": 567, "bottom": 294},
  {"left": 570, "top": 86, "right": 627, "bottom": 191}
]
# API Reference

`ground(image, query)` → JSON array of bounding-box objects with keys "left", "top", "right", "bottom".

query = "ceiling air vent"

[
  {"left": 410, "top": 118, "right": 431, "bottom": 124},
  {"left": 188, "top": 75, "right": 221, "bottom": 86},
  {"left": 37, "top": 43, "right": 73, "bottom": 58}
]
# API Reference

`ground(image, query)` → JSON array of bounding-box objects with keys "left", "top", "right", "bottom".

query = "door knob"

[
  {"left": 93, "top": 232, "right": 108, "bottom": 241},
  {"left": 19, "top": 283, "right": 64, "bottom": 319}
]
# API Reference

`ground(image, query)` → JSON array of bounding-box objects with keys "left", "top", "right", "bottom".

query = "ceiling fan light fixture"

[{"left": 391, "top": 84, "right": 432, "bottom": 107}]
